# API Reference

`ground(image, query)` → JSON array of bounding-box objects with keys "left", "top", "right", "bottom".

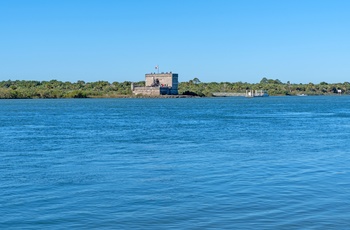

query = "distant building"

[{"left": 132, "top": 72, "right": 179, "bottom": 96}]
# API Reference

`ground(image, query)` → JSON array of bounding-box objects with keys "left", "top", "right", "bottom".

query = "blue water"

[{"left": 1, "top": 97, "right": 350, "bottom": 229}]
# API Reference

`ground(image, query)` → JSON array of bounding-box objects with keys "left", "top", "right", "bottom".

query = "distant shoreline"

[
  {"left": 0, "top": 79, "right": 348, "bottom": 99},
  {"left": 1, "top": 94, "right": 348, "bottom": 100}
]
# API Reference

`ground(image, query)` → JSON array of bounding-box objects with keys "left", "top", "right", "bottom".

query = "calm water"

[{"left": 1, "top": 97, "right": 350, "bottom": 229}]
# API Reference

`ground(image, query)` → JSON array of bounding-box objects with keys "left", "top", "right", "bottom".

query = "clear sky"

[{"left": 0, "top": 0, "right": 349, "bottom": 83}]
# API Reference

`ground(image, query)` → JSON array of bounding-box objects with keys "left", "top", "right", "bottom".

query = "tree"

[
  {"left": 260, "top": 77, "right": 268, "bottom": 84},
  {"left": 193, "top": 78, "right": 201, "bottom": 84},
  {"left": 274, "top": 79, "right": 282, "bottom": 84}
]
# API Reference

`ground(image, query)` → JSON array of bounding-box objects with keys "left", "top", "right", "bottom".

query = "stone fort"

[{"left": 132, "top": 72, "right": 179, "bottom": 96}]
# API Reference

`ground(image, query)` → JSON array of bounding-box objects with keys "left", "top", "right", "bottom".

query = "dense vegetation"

[
  {"left": 0, "top": 80, "right": 138, "bottom": 99},
  {"left": 0, "top": 78, "right": 349, "bottom": 99},
  {"left": 179, "top": 78, "right": 350, "bottom": 97}
]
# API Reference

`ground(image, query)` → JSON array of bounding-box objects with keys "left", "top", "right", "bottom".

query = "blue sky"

[{"left": 0, "top": 0, "right": 349, "bottom": 83}]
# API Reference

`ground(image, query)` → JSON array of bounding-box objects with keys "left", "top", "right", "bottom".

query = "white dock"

[{"left": 213, "top": 90, "right": 269, "bottom": 97}]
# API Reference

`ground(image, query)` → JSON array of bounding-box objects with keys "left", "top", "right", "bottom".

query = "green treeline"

[
  {"left": 0, "top": 78, "right": 349, "bottom": 99},
  {"left": 0, "top": 80, "right": 138, "bottom": 99},
  {"left": 179, "top": 78, "right": 350, "bottom": 97}
]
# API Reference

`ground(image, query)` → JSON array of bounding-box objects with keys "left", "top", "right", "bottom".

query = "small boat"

[{"left": 297, "top": 94, "right": 307, "bottom": 96}]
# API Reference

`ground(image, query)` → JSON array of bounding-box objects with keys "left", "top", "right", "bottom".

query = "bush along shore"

[{"left": 0, "top": 78, "right": 349, "bottom": 99}]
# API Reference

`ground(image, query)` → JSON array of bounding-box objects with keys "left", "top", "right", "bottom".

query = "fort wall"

[
  {"left": 132, "top": 72, "right": 179, "bottom": 96},
  {"left": 132, "top": 86, "right": 160, "bottom": 96}
]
